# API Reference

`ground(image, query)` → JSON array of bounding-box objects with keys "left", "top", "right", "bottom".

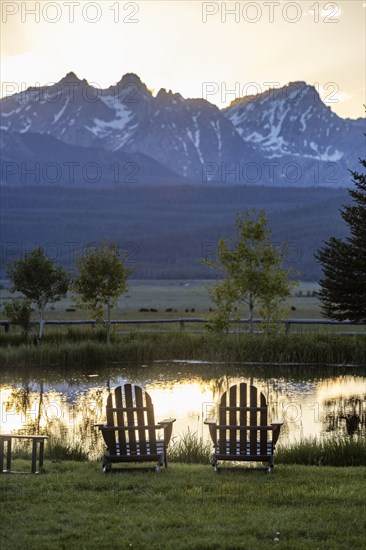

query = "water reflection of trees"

[
  {"left": 5, "top": 382, "right": 43, "bottom": 434},
  {"left": 323, "top": 396, "right": 366, "bottom": 437},
  {"left": 2, "top": 370, "right": 365, "bottom": 456},
  {"left": 2, "top": 383, "right": 108, "bottom": 460},
  {"left": 6, "top": 385, "right": 32, "bottom": 415}
]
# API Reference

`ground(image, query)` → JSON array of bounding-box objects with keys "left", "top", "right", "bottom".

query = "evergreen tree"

[{"left": 316, "top": 158, "right": 366, "bottom": 321}]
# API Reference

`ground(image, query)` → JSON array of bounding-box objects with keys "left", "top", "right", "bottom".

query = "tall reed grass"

[
  {"left": 9, "top": 432, "right": 365, "bottom": 467},
  {"left": 0, "top": 331, "right": 365, "bottom": 370},
  {"left": 276, "top": 436, "right": 366, "bottom": 467},
  {"left": 46, "top": 439, "right": 89, "bottom": 462},
  {"left": 169, "top": 430, "right": 212, "bottom": 464},
  {"left": 11, "top": 437, "right": 89, "bottom": 462}
]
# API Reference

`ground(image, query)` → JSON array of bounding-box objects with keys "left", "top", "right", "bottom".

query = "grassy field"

[
  {"left": 3, "top": 280, "right": 362, "bottom": 338},
  {"left": 0, "top": 280, "right": 322, "bottom": 319},
  {"left": 0, "top": 462, "right": 364, "bottom": 550}
]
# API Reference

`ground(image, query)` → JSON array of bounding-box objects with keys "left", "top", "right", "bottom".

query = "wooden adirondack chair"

[
  {"left": 96, "top": 384, "right": 175, "bottom": 472},
  {"left": 205, "top": 382, "right": 283, "bottom": 473}
]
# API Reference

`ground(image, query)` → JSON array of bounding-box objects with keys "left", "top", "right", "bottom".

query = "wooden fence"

[{"left": 1, "top": 318, "right": 366, "bottom": 335}]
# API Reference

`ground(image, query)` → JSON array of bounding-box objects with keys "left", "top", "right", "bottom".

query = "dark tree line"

[{"left": 316, "top": 157, "right": 366, "bottom": 321}]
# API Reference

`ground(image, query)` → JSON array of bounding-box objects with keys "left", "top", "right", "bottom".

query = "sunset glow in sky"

[{"left": 0, "top": 1, "right": 365, "bottom": 118}]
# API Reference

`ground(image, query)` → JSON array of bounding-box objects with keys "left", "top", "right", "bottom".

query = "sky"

[{"left": 0, "top": 0, "right": 365, "bottom": 118}]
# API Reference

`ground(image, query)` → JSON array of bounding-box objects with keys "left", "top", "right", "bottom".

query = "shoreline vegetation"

[
  {"left": 10, "top": 431, "right": 366, "bottom": 468},
  {"left": 0, "top": 331, "right": 365, "bottom": 371}
]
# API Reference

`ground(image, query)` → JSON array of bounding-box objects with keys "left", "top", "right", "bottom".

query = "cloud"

[
  {"left": 1, "top": 52, "right": 56, "bottom": 96},
  {"left": 336, "top": 92, "right": 355, "bottom": 104}
]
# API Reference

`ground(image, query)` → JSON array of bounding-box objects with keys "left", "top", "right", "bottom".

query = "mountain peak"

[
  {"left": 59, "top": 71, "right": 84, "bottom": 84},
  {"left": 287, "top": 80, "right": 308, "bottom": 89},
  {"left": 286, "top": 80, "right": 317, "bottom": 96},
  {"left": 227, "top": 81, "right": 319, "bottom": 109},
  {"left": 112, "top": 73, "right": 150, "bottom": 97},
  {"left": 119, "top": 72, "right": 143, "bottom": 85},
  {"left": 156, "top": 88, "right": 183, "bottom": 102}
]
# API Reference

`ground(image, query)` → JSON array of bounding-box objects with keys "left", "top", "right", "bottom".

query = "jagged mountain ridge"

[
  {"left": 224, "top": 81, "right": 363, "bottom": 162},
  {"left": 1, "top": 72, "right": 259, "bottom": 183},
  {"left": 1, "top": 72, "right": 364, "bottom": 186}
]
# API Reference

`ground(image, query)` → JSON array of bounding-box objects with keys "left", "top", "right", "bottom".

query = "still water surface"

[{"left": 1, "top": 361, "right": 365, "bottom": 460}]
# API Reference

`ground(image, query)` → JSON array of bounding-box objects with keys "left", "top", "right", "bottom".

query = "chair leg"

[
  {"left": 157, "top": 452, "right": 164, "bottom": 472},
  {"left": 211, "top": 455, "right": 220, "bottom": 473},
  {"left": 102, "top": 457, "right": 111, "bottom": 474}
]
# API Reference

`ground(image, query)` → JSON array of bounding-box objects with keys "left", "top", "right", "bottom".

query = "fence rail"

[{"left": 1, "top": 318, "right": 366, "bottom": 335}]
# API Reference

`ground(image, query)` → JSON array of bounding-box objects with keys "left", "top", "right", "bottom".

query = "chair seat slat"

[
  {"left": 215, "top": 440, "right": 273, "bottom": 456},
  {"left": 114, "top": 441, "right": 165, "bottom": 456},
  {"left": 223, "top": 406, "right": 267, "bottom": 411},
  {"left": 107, "top": 406, "right": 150, "bottom": 412},
  {"left": 101, "top": 425, "right": 165, "bottom": 431},
  {"left": 215, "top": 425, "right": 274, "bottom": 431}
]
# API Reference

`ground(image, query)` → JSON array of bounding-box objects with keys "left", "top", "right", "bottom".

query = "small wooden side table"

[{"left": 0, "top": 434, "right": 49, "bottom": 474}]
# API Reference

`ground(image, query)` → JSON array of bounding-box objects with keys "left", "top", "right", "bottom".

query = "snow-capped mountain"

[
  {"left": 224, "top": 81, "right": 364, "bottom": 164},
  {"left": 1, "top": 73, "right": 364, "bottom": 186},
  {"left": 1, "top": 72, "right": 258, "bottom": 183}
]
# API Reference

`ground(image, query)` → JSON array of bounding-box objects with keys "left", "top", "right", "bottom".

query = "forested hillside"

[{"left": 1, "top": 184, "right": 348, "bottom": 281}]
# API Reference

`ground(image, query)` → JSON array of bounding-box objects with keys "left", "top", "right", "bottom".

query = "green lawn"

[{"left": 0, "top": 463, "right": 365, "bottom": 550}]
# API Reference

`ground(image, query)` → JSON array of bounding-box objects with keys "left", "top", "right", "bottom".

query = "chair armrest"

[
  {"left": 97, "top": 425, "right": 165, "bottom": 431},
  {"left": 271, "top": 421, "right": 284, "bottom": 446},
  {"left": 158, "top": 419, "right": 176, "bottom": 445},
  {"left": 204, "top": 420, "right": 217, "bottom": 446},
  {"left": 157, "top": 418, "right": 176, "bottom": 426}
]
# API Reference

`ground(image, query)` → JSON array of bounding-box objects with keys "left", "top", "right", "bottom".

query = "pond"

[{"left": 0, "top": 362, "right": 365, "bottom": 460}]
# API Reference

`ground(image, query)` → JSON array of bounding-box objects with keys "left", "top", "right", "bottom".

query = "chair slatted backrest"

[
  {"left": 218, "top": 383, "right": 269, "bottom": 456},
  {"left": 105, "top": 384, "right": 158, "bottom": 455}
]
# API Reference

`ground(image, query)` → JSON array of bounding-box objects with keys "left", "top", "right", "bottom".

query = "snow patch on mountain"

[
  {"left": 53, "top": 97, "right": 70, "bottom": 124},
  {"left": 210, "top": 120, "right": 222, "bottom": 151}
]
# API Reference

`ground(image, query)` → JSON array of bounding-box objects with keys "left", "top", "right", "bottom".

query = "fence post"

[
  {"left": 285, "top": 321, "right": 290, "bottom": 335},
  {"left": 180, "top": 320, "right": 185, "bottom": 332}
]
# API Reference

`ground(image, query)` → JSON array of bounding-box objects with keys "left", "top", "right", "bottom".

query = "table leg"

[
  {"left": 6, "top": 438, "right": 12, "bottom": 472},
  {"left": 31, "top": 439, "right": 37, "bottom": 474},
  {"left": 0, "top": 438, "right": 4, "bottom": 474},
  {"left": 39, "top": 440, "right": 45, "bottom": 472}
]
